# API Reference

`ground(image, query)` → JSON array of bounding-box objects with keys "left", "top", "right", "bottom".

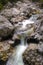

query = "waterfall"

[
  {"left": 6, "top": 33, "right": 28, "bottom": 65},
  {"left": 6, "top": 15, "right": 37, "bottom": 65},
  {"left": 6, "top": 44, "right": 27, "bottom": 65}
]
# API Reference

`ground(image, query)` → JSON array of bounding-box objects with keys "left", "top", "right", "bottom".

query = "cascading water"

[
  {"left": 6, "top": 45, "right": 28, "bottom": 65},
  {"left": 6, "top": 15, "right": 38, "bottom": 65}
]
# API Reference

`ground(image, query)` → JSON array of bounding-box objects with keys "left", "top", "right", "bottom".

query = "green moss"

[
  {"left": 0, "top": 0, "right": 19, "bottom": 10},
  {"left": 0, "top": 3, "right": 3, "bottom": 10},
  {"left": 40, "top": 0, "right": 43, "bottom": 3},
  {"left": 0, "top": 0, "right": 8, "bottom": 10}
]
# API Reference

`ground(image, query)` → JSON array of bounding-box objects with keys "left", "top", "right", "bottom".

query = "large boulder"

[
  {"left": 0, "top": 15, "right": 14, "bottom": 38},
  {"left": 23, "top": 44, "right": 43, "bottom": 65},
  {"left": 13, "top": 1, "right": 41, "bottom": 19},
  {"left": 0, "top": 8, "right": 20, "bottom": 18},
  {"left": 31, "top": 14, "right": 43, "bottom": 42}
]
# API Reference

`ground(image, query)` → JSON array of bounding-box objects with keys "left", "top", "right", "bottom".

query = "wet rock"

[
  {"left": 0, "top": 15, "right": 14, "bottom": 38},
  {"left": 34, "top": 15, "right": 43, "bottom": 32},
  {"left": 23, "top": 44, "right": 43, "bottom": 65},
  {"left": 11, "top": 16, "right": 26, "bottom": 25},
  {"left": 0, "top": 60, "right": 7, "bottom": 65},
  {"left": 14, "top": 39, "right": 21, "bottom": 46},
  {"left": 12, "top": 33, "right": 20, "bottom": 40},
  {"left": 38, "top": 43, "right": 43, "bottom": 53},
  {"left": 39, "top": 26, "right": 43, "bottom": 35},
  {"left": 12, "top": 33, "right": 21, "bottom": 46},
  {"left": 34, "top": 33, "right": 43, "bottom": 41},
  {"left": 27, "top": 37, "right": 39, "bottom": 44},
  {"left": 12, "top": 34, "right": 21, "bottom": 46}
]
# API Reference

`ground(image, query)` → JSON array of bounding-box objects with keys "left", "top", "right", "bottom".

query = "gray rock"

[
  {"left": 12, "top": 33, "right": 20, "bottom": 41},
  {"left": 0, "top": 8, "right": 20, "bottom": 18},
  {"left": 38, "top": 43, "right": 43, "bottom": 53},
  {"left": 34, "top": 33, "right": 42, "bottom": 40},
  {"left": 16, "top": 1, "right": 31, "bottom": 16},
  {"left": 6, "top": 40, "right": 14, "bottom": 45},
  {"left": 40, "top": 26, "right": 43, "bottom": 35},
  {"left": 0, "top": 15, "right": 14, "bottom": 38},
  {"left": 23, "top": 44, "right": 43, "bottom": 65},
  {"left": 4, "top": 2, "right": 14, "bottom": 9},
  {"left": 11, "top": 16, "right": 26, "bottom": 25}
]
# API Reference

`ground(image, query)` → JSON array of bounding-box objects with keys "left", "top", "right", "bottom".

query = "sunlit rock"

[
  {"left": 0, "top": 42, "right": 14, "bottom": 61},
  {"left": 25, "top": 44, "right": 38, "bottom": 50}
]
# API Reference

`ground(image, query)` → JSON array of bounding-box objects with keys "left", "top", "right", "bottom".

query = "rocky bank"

[{"left": 0, "top": 0, "right": 43, "bottom": 65}]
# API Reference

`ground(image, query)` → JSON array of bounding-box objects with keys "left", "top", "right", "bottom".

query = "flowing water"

[
  {"left": 6, "top": 44, "right": 28, "bottom": 65},
  {"left": 6, "top": 15, "right": 38, "bottom": 65}
]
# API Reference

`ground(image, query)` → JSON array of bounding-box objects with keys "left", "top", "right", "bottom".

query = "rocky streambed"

[{"left": 0, "top": 0, "right": 43, "bottom": 65}]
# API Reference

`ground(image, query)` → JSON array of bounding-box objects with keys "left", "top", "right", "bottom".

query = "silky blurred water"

[{"left": 6, "top": 44, "right": 28, "bottom": 65}]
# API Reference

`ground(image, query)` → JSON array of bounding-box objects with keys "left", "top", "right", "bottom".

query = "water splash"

[{"left": 22, "top": 19, "right": 34, "bottom": 29}]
